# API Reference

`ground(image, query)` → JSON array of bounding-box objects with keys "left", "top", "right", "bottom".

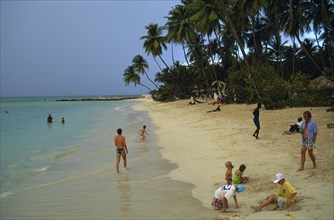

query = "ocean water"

[{"left": 0, "top": 97, "right": 216, "bottom": 219}]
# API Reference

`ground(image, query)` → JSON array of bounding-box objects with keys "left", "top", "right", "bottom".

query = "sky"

[{"left": 0, "top": 0, "right": 183, "bottom": 97}]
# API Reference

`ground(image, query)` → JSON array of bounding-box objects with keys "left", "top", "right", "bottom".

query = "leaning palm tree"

[
  {"left": 132, "top": 55, "right": 159, "bottom": 90},
  {"left": 219, "top": 0, "right": 262, "bottom": 101},
  {"left": 140, "top": 23, "right": 170, "bottom": 71},
  {"left": 282, "top": 0, "right": 322, "bottom": 73},
  {"left": 123, "top": 66, "right": 152, "bottom": 91}
]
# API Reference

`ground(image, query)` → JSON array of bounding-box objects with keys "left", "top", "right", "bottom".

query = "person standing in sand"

[
  {"left": 297, "top": 111, "right": 318, "bottom": 171},
  {"left": 114, "top": 128, "right": 128, "bottom": 174},
  {"left": 252, "top": 103, "right": 261, "bottom": 139},
  {"left": 139, "top": 125, "right": 148, "bottom": 143},
  {"left": 225, "top": 161, "right": 234, "bottom": 180},
  {"left": 250, "top": 173, "right": 297, "bottom": 212}
]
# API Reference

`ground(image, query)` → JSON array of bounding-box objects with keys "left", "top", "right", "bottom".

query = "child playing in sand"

[
  {"left": 225, "top": 161, "right": 234, "bottom": 180},
  {"left": 233, "top": 164, "right": 249, "bottom": 184}
]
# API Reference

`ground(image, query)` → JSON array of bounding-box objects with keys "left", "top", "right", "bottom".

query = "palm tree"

[
  {"left": 187, "top": 0, "right": 222, "bottom": 83},
  {"left": 219, "top": 0, "right": 262, "bottom": 101},
  {"left": 132, "top": 55, "right": 159, "bottom": 90},
  {"left": 307, "top": 0, "right": 334, "bottom": 69},
  {"left": 282, "top": 0, "right": 322, "bottom": 73},
  {"left": 140, "top": 23, "right": 171, "bottom": 71},
  {"left": 268, "top": 35, "right": 288, "bottom": 78},
  {"left": 239, "top": 0, "right": 268, "bottom": 62},
  {"left": 123, "top": 66, "right": 152, "bottom": 91},
  {"left": 166, "top": 4, "right": 205, "bottom": 96}
]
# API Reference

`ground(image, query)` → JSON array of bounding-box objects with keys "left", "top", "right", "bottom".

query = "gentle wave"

[{"left": 31, "top": 166, "right": 51, "bottom": 175}]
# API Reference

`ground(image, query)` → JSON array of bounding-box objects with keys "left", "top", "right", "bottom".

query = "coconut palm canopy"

[{"left": 123, "top": 0, "right": 334, "bottom": 106}]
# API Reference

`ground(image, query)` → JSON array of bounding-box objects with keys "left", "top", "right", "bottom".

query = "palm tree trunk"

[
  {"left": 182, "top": 41, "right": 203, "bottom": 97},
  {"left": 158, "top": 55, "right": 171, "bottom": 71},
  {"left": 252, "top": 15, "right": 259, "bottom": 62},
  {"left": 171, "top": 42, "right": 175, "bottom": 66},
  {"left": 292, "top": 39, "right": 295, "bottom": 75},
  {"left": 296, "top": 35, "right": 322, "bottom": 73},
  {"left": 144, "top": 70, "right": 159, "bottom": 90},
  {"left": 314, "top": 31, "right": 325, "bottom": 69},
  {"left": 276, "top": 33, "right": 283, "bottom": 79},
  {"left": 139, "top": 83, "right": 153, "bottom": 91},
  {"left": 207, "top": 34, "right": 218, "bottom": 82},
  {"left": 154, "top": 57, "right": 163, "bottom": 72},
  {"left": 220, "top": 0, "right": 262, "bottom": 101}
]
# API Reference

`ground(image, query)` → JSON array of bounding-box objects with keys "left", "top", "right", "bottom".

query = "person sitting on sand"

[
  {"left": 209, "top": 95, "right": 225, "bottom": 105},
  {"left": 285, "top": 117, "right": 303, "bottom": 134},
  {"left": 212, "top": 178, "right": 243, "bottom": 212},
  {"left": 250, "top": 173, "right": 297, "bottom": 212},
  {"left": 188, "top": 96, "right": 204, "bottom": 105},
  {"left": 207, "top": 105, "right": 221, "bottom": 113},
  {"left": 233, "top": 164, "right": 249, "bottom": 184},
  {"left": 225, "top": 161, "right": 234, "bottom": 180}
]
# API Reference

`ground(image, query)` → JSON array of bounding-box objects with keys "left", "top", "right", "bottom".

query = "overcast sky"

[{"left": 0, "top": 0, "right": 183, "bottom": 97}]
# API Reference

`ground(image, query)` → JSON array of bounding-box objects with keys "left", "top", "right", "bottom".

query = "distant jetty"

[{"left": 56, "top": 96, "right": 142, "bottom": 102}]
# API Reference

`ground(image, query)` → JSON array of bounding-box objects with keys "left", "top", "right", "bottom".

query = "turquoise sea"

[{"left": 0, "top": 96, "right": 215, "bottom": 219}]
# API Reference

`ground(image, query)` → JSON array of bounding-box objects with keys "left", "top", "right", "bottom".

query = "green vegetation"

[{"left": 123, "top": 0, "right": 334, "bottom": 108}]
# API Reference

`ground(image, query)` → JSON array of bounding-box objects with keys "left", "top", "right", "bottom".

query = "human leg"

[
  {"left": 308, "top": 148, "right": 316, "bottom": 168},
  {"left": 297, "top": 148, "right": 307, "bottom": 171},
  {"left": 121, "top": 151, "right": 127, "bottom": 170},
  {"left": 250, "top": 194, "right": 276, "bottom": 212},
  {"left": 115, "top": 152, "right": 121, "bottom": 173}
]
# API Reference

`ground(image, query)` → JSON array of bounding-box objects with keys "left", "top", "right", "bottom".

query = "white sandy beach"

[{"left": 134, "top": 98, "right": 334, "bottom": 220}]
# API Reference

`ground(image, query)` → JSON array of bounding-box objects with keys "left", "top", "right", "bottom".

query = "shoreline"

[{"left": 133, "top": 98, "right": 334, "bottom": 219}]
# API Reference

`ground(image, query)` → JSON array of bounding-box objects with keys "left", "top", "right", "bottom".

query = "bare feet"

[
  {"left": 313, "top": 164, "right": 317, "bottom": 169},
  {"left": 250, "top": 205, "right": 261, "bottom": 212},
  {"left": 297, "top": 167, "right": 304, "bottom": 172}
]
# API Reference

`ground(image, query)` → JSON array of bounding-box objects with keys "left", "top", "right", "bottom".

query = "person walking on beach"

[
  {"left": 250, "top": 173, "right": 297, "bottom": 212},
  {"left": 297, "top": 111, "right": 318, "bottom": 171},
  {"left": 114, "top": 128, "right": 128, "bottom": 174},
  {"left": 139, "top": 125, "right": 148, "bottom": 143},
  {"left": 252, "top": 103, "right": 261, "bottom": 139}
]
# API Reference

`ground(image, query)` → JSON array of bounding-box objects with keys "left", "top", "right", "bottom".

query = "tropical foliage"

[{"left": 122, "top": 0, "right": 334, "bottom": 107}]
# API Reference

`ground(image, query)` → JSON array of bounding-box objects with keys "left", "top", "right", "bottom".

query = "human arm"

[
  {"left": 286, "top": 192, "right": 297, "bottom": 205},
  {"left": 123, "top": 137, "right": 128, "bottom": 153}
]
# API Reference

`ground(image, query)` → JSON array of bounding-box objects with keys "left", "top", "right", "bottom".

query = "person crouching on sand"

[
  {"left": 114, "top": 128, "right": 128, "bottom": 174},
  {"left": 250, "top": 173, "right": 297, "bottom": 212},
  {"left": 212, "top": 178, "right": 244, "bottom": 212}
]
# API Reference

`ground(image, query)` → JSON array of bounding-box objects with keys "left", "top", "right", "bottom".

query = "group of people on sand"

[
  {"left": 212, "top": 103, "right": 318, "bottom": 213},
  {"left": 114, "top": 125, "right": 148, "bottom": 174},
  {"left": 252, "top": 104, "right": 318, "bottom": 171},
  {"left": 212, "top": 161, "right": 248, "bottom": 212}
]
